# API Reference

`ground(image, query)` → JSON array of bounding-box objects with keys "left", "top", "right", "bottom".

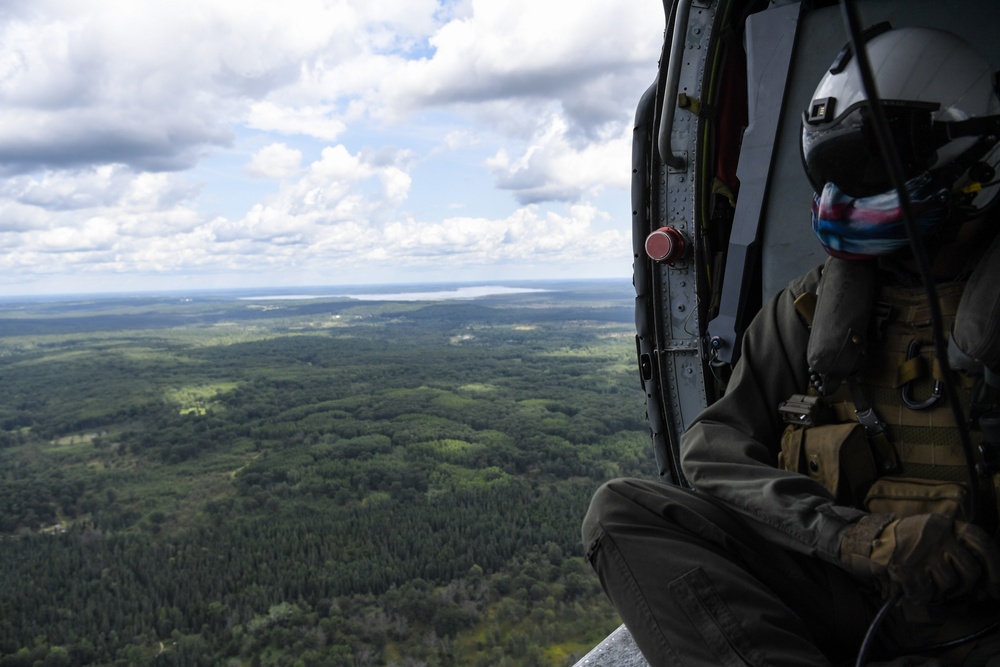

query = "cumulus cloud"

[
  {"left": 0, "top": 0, "right": 660, "bottom": 172},
  {"left": 257, "top": 145, "right": 409, "bottom": 226},
  {"left": 363, "top": 0, "right": 660, "bottom": 204},
  {"left": 245, "top": 144, "right": 304, "bottom": 180},
  {"left": 0, "top": 140, "right": 628, "bottom": 282},
  {"left": 377, "top": 0, "right": 660, "bottom": 120},
  {"left": 486, "top": 113, "right": 632, "bottom": 204},
  {"left": 374, "top": 203, "right": 625, "bottom": 267},
  {"left": 0, "top": 0, "right": 664, "bottom": 293},
  {"left": 0, "top": 0, "right": 353, "bottom": 173},
  {"left": 0, "top": 166, "right": 197, "bottom": 213},
  {"left": 246, "top": 103, "right": 348, "bottom": 141},
  {"left": 0, "top": 164, "right": 202, "bottom": 262}
]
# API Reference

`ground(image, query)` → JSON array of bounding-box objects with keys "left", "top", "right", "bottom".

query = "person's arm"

[{"left": 681, "top": 264, "right": 866, "bottom": 563}]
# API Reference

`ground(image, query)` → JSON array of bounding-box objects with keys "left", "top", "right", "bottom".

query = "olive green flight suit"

[{"left": 583, "top": 264, "right": 1000, "bottom": 666}]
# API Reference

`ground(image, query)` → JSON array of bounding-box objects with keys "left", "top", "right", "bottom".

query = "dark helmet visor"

[{"left": 801, "top": 101, "right": 940, "bottom": 198}]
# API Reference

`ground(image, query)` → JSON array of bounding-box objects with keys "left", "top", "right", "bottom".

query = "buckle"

[{"left": 778, "top": 394, "right": 830, "bottom": 427}]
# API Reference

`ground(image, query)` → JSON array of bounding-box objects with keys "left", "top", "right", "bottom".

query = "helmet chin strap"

[{"left": 931, "top": 114, "right": 1000, "bottom": 146}]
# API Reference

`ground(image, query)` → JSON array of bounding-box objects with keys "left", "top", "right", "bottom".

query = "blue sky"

[{"left": 0, "top": 0, "right": 664, "bottom": 295}]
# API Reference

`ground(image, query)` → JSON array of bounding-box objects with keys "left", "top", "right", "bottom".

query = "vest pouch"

[
  {"left": 779, "top": 422, "right": 878, "bottom": 507},
  {"left": 864, "top": 476, "right": 969, "bottom": 521}
]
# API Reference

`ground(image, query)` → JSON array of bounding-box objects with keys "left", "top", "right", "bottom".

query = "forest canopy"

[{"left": 0, "top": 282, "right": 654, "bottom": 666}]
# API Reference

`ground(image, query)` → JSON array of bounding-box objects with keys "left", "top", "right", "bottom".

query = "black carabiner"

[{"left": 900, "top": 339, "right": 943, "bottom": 410}]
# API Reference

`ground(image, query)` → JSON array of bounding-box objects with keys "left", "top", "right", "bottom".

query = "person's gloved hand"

[{"left": 839, "top": 513, "right": 1000, "bottom": 603}]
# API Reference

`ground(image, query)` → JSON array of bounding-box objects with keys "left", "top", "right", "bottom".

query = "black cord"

[
  {"left": 906, "top": 618, "right": 1000, "bottom": 656},
  {"left": 839, "top": 0, "right": 981, "bottom": 524},
  {"left": 855, "top": 590, "right": 1000, "bottom": 667},
  {"left": 839, "top": 1, "right": 989, "bottom": 664},
  {"left": 855, "top": 590, "right": 902, "bottom": 667},
  {"left": 858, "top": 592, "right": 1000, "bottom": 663}
]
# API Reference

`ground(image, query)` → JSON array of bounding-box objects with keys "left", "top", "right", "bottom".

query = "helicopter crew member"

[{"left": 584, "top": 26, "right": 1000, "bottom": 666}]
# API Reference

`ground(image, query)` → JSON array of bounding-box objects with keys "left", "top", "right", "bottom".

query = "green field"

[{"left": 0, "top": 282, "right": 654, "bottom": 666}]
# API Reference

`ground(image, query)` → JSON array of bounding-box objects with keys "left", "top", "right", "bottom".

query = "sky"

[{"left": 0, "top": 0, "right": 666, "bottom": 296}]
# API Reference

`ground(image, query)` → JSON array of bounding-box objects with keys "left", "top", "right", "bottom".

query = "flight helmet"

[{"left": 801, "top": 26, "right": 1000, "bottom": 212}]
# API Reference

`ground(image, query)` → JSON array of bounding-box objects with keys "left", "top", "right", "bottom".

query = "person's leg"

[{"left": 582, "top": 478, "right": 873, "bottom": 667}]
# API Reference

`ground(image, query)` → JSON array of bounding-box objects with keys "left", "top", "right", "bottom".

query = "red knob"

[{"left": 645, "top": 226, "right": 687, "bottom": 264}]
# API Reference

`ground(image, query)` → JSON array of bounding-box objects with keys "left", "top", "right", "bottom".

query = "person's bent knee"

[
  {"left": 582, "top": 478, "right": 623, "bottom": 551},
  {"left": 582, "top": 478, "right": 665, "bottom": 551}
]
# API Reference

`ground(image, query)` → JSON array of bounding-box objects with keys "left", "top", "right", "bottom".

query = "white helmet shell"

[{"left": 803, "top": 26, "right": 1000, "bottom": 208}]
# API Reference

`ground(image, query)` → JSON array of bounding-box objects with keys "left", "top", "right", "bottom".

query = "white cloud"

[
  {"left": 1, "top": 165, "right": 196, "bottom": 214},
  {"left": 211, "top": 144, "right": 413, "bottom": 248},
  {"left": 486, "top": 114, "right": 632, "bottom": 204},
  {"left": 440, "top": 129, "right": 481, "bottom": 151},
  {"left": 246, "top": 102, "right": 347, "bottom": 141},
  {"left": 0, "top": 164, "right": 205, "bottom": 273},
  {"left": 0, "top": 166, "right": 198, "bottom": 213},
  {"left": 361, "top": 0, "right": 660, "bottom": 205},
  {"left": 0, "top": 0, "right": 663, "bottom": 294},
  {"left": 378, "top": 0, "right": 660, "bottom": 116},
  {"left": 377, "top": 203, "right": 625, "bottom": 266},
  {"left": 245, "top": 143, "right": 304, "bottom": 180},
  {"left": 33, "top": 217, "right": 118, "bottom": 253},
  {"left": 0, "top": 0, "right": 356, "bottom": 172},
  {"left": 0, "top": 147, "right": 627, "bottom": 284}
]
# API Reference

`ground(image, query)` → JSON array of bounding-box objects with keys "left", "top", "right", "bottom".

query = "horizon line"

[{"left": 0, "top": 276, "right": 634, "bottom": 302}]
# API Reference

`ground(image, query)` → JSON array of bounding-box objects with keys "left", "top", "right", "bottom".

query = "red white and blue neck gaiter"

[{"left": 811, "top": 172, "right": 951, "bottom": 260}]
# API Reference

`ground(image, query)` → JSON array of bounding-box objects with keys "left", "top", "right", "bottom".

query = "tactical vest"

[{"left": 778, "top": 277, "right": 1000, "bottom": 524}]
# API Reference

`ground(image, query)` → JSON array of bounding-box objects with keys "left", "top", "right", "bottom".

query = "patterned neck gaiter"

[{"left": 811, "top": 172, "right": 951, "bottom": 260}]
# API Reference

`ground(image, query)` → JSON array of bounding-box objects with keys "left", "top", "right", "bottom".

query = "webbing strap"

[{"left": 848, "top": 379, "right": 900, "bottom": 472}]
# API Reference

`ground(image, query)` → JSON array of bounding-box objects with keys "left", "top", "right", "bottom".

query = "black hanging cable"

[
  {"left": 854, "top": 590, "right": 903, "bottom": 667},
  {"left": 838, "top": 0, "right": 981, "bottom": 522},
  {"left": 839, "top": 1, "right": 988, "bottom": 664},
  {"left": 903, "top": 617, "right": 1000, "bottom": 656}
]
